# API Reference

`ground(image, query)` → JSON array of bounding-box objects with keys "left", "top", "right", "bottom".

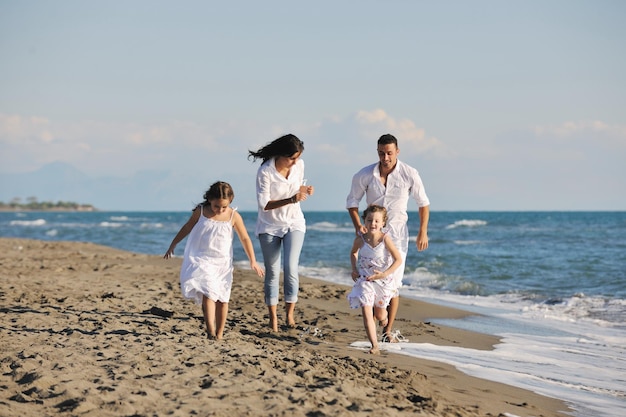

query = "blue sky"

[{"left": 1, "top": 1, "right": 625, "bottom": 211}]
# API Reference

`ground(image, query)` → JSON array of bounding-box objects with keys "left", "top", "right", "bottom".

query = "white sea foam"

[
  {"left": 310, "top": 267, "right": 625, "bottom": 417},
  {"left": 110, "top": 216, "right": 129, "bottom": 221},
  {"left": 99, "top": 222, "right": 124, "bottom": 228},
  {"left": 445, "top": 219, "right": 488, "bottom": 229},
  {"left": 10, "top": 219, "right": 46, "bottom": 226},
  {"left": 307, "top": 221, "right": 353, "bottom": 233},
  {"left": 140, "top": 222, "right": 163, "bottom": 229}
]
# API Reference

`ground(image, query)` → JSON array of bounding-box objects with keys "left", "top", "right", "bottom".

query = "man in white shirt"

[{"left": 346, "top": 134, "right": 430, "bottom": 342}]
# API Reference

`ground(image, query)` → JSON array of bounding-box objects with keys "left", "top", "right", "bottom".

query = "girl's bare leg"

[
  {"left": 203, "top": 296, "right": 217, "bottom": 339},
  {"left": 285, "top": 302, "right": 296, "bottom": 328},
  {"left": 267, "top": 305, "right": 278, "bottom": 332},
  {"left": 374, "top": 306, "right": 389, "bottom": 328},
  {"left": 362, "top": 306, "right": 380, "bottom": 355},
  {"left": 215, "top": 301, "right": 228, "bottom": 340},
  {"left": 383, "top": 296, "right": 399, "bottom": 342}
]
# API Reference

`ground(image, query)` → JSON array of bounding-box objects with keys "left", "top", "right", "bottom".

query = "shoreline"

[{"left": 0, "top": 237, "right": 571, "bottom": 416}]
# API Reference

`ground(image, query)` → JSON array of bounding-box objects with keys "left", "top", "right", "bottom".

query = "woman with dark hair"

[{"left": 248, "top": 134, "right": 314, "bottom": 332}]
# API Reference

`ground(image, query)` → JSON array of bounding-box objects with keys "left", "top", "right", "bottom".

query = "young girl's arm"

[
  {"left": 366, "top": 235, "right": 402, "bottom": 281},
  {"left": 232, "top": 211, "right": 265, "bottom": 277},
  {"left": 350, "top": 237, "right": 362, "bottom": 281},
  {"left": 164, "top": 208, "right": 201, "bottom": 259}
]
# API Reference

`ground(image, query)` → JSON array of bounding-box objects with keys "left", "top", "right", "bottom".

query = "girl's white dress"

[
  {"left": 180, "top": 205, "right": 235, "bottom": 304},
  {"left": 347, "top": 234, "right": 396, "bottom": 309}
]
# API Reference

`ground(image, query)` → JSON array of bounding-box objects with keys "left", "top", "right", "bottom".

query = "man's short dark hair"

[{"left": 378, "top": 134, "right": 398, "bottom": 147}]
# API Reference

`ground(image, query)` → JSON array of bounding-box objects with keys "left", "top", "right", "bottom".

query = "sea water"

[{"left": 2, "top": 210, "right": 625, "bottom": 416}]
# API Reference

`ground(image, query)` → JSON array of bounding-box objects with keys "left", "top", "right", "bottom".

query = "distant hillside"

[
  {"left": 0, "top": 199, "right": 96, "bottom": 211},
  {"left": 0, "top": 161, "right": 193, "bottom": 211}
]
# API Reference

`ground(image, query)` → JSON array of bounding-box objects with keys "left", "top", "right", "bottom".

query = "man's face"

[{"left": 377, "top": 143, "right": 399, "bottom": 170}]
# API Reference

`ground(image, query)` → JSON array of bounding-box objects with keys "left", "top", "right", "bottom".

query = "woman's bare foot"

[
  {"left": 269, "top": 316, "right": 278, "bottom": 332},
  {"left": 369, "top": 346, "right": 381, "bottom": 355}
]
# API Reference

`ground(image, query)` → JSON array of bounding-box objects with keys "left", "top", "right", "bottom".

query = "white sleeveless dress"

[
  {"left": 347, "top": 234, "right": 396, "bottom": 309},
  {"left": 179, "top": 205, "right": 235, "bottom": 304}
]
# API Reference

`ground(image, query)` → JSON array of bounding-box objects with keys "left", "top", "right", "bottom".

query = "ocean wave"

[
  {"left": 445, "top": 219, "right": 488, "bottom": 229},
  {"left": 10, "top": 219, "right": 46, "bottom": 226},
  {"left": 140, "top": 222, "right": 164, "bottom": 229},
  {"left": 307, "top": 221, "right": 353, "bottom": 233},
  {"left": 99, "top": 222, "right": 124, "bottom": 228}
]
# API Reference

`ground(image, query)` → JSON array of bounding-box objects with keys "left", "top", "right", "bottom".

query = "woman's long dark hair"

[{"left": 248, "top": 134, "right": 304, "bottom": 164}]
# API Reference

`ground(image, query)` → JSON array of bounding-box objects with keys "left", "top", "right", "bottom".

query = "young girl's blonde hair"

[{"left": 362, "top": 205, "right": 388, "bottom": 226}]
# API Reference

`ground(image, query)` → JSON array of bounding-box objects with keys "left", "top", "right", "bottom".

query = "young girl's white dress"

[
  {"left": 180, "top": 205, "right": 235, "bottom": 304},
  {"left": 347, "top": 234, "right": 396, "bottom": 309}
]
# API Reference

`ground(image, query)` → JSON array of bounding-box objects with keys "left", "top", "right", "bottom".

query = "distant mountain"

[{"left": 0, "top": 162, "right": 183, "bottom": 211}]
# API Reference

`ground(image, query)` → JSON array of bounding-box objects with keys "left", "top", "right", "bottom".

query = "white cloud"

[
  {"left": 532, "top": 120, "right": 626, "bottom": 143},
  {"left": 2, "top": 111, "right": 624, "bottom": 210}
]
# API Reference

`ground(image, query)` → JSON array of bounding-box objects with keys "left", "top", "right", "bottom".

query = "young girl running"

[
  {"left": 347, "top": 205, "right": 402, "bottom": 354},
  {"left": 164, "top": 181, "right": 264, "bottom": 340}
]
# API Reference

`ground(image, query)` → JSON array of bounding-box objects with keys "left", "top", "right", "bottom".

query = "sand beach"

[{"left": 0, "top": 238, "right": 570, "bottom": 416}]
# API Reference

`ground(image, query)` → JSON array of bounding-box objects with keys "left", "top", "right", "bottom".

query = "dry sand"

[{"left": 0, "top": 238, "right": 571, "bottom": 416}]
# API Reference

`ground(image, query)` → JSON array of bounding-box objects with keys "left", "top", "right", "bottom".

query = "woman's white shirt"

[{"left": 255, "top": 157, "right": 306, "bottom": 237}]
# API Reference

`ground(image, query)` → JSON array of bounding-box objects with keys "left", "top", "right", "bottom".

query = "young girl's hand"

[
  {"left": 251, "top": 261, "right": 265, "bottom": 277},
  {"left": 164, "top": 246, "right": 176, "bottom": 259},
  {"left": 366, "top": 270, "right": 384, "bottom": 281},
  {"left": 351, "top": 269, "right": 359, "bottom": 281}
]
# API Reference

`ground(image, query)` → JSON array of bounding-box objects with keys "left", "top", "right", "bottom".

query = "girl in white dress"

[
  {"left": 165, "top": 181, "right": 264, "bottom": 340},
  {"left": 347, "top": 205, "right": 402, "bottom": 354}
]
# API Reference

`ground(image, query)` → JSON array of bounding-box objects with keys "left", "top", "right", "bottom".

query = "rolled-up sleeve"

[
  {"left": 346, "top": 166, "right": 370, "bottom": 209},
  {"left": 409, "top": 168, "right": 430, "bottom": 208},
  {"left": 256, "top": 166, "right": 272, "bottom": 210}
]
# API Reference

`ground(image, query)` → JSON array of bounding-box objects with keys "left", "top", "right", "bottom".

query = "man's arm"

[
  {"left": 416, "top": 205, "right": 430, "bottom": 251},
  {"left": 347, "top": 207, "right": 367, "bottom": 236}
]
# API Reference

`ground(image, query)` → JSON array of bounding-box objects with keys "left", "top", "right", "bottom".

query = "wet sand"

[{"left": 0, "top": 238, "right": 570, "bottom": 416}]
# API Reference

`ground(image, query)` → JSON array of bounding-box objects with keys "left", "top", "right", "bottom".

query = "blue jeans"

[{"left": 258, "top": 231, "right": 305, "bottom": 306}]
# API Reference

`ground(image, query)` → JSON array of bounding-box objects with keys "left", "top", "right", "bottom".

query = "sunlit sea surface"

[{"left": 3, "top": 210, "right": 625, "bottom": 417}]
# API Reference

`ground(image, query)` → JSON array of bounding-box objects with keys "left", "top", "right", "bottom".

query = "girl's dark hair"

[
  {"left": 201, "top": 181, "right": 234, "bottom": 206},
  {"left": 362, "top": 204, "right": 388, "bottom": 226},
  {"left": 248, "top": 134, "right": 304, "bottom": 164}
]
